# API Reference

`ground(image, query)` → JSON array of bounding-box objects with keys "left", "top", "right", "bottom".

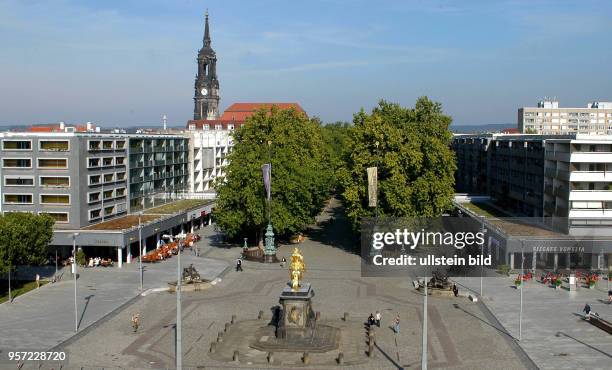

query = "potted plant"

[
  {"left": 554, "top": 278, "right": 562, "bottom": 289},
  {"left": 588, "top": 278, "right": 596, "bottom": 289},
  {"left": 515, "top": 278, "right": 522, "bottom": 287}
]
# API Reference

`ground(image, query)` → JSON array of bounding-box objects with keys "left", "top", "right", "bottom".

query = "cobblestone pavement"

[
  {"left": 57, "top": 200, "right": 534, "bottom": 369},
  {"left": 0, "top": 230, "right": 229, "bottom": 357},
  {"left": 455, "top": 275, "right": 612, "bottom": 370}
]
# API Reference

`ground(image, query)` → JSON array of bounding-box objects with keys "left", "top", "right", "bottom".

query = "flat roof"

[
  {"left": 84, "top": 214, "right": 162, "bottom": 231},
  {"left": 144, "top": 199, "right": 213, "bottom": 215}
]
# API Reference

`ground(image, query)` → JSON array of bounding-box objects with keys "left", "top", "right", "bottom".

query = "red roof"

[
  {"left": 24, "top": 123, "right": 96, "bottom": 133},
  {"left": 220, "top": 102, "right": 306, "bottom": 121}
]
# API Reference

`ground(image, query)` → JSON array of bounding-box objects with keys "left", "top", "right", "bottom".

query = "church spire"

[{"left": 203, "top": 10, "right": 211, "bottom": 48}]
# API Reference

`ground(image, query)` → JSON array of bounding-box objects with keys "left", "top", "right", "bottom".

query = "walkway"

[{"left": 0, "top": 227, "right": 229, "bottom": 354}]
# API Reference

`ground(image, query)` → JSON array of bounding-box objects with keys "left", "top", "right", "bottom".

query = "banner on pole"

[
  {"left": 262, "top": 163, "right": 271, "bottom": 200},
  {"left": 367, "top": 167, "right": 377, "bottom": 207}
]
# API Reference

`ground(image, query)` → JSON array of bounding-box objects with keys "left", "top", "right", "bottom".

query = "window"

[
  {"left": 40, "top": 194, "right": 70, "bottom": 204},
  {"left": 104, "top": 206, "right": 114, "bottom": 216},
  {"left": 40, "top": 176, "right": 70, "bottom": 187},
  {"left": 115, "top": 188, "right": 126, "bottom": 197},
  {"left": 215, "top": 124, "right": 222, "bottom": 130},
  {"left": 228, "top": 124, "right": 235, "bottom": 130},
  {"left": 3, "top": 158, "right": 31, "bottom": 168},
  {"left": 39, "top": 140, "right": 69, "bottom": 151},
  {"left": 116, "top": 172, "right": 126, "bottom": 181},
  {"left": 102, "top": 141, "right": 114, "bottom": 150},
  {"left": 103, "top": 173, "right": 114, "bottom": 183},
  {"left": 89, "top": 209, "right": 101, "bottom": 220},
  {"left": 115, "top": 157, "right": 125, "bottom": 166},
  {"left": 103, "top": 190, "right": 113, "bottom": 200},
  {"left": 89, "top": 175, "right": 101, "bottom": 185},
  {"left": 4, "top": 177, "right": 34, "bottom": 186},
  {"left": 88, "top": 158, "right": 100, "bottom": 168},
  {"left": 88, "top": 140, "right": 101, "bottom": 150},
  {"left": 203, "top": 124, "right": 210, "bottom": 131},
  {"left": 4, "top": 194, "right": 33, "bottom": 204},
  {"left": 116, "top": 141, "right": 126, "bottom": 150},
  {"left": 2, "top": 140, "right": 31, "bottom": 150},
  {"left": 102, "top": 157, "right": 114, "bottom": 167},
  {"left": 88, "top": 192, "right": 101, "bottom": 203},
  {"left": 42, "top": 212, "right": 69, "bottom": 223},
  {"left": 38, "top": 158, "right": 67, "bottom": 169}
]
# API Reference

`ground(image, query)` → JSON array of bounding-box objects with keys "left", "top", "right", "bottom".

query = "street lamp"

[
  {"left": 175, "top": 231, "right": 187, "bottom": 370},
  {"left": 480, "top": 215, "right": 487, "bottom": 298},
  {"left": 73, "top": 232, "right": 80, "bottom": 332},
  {"left": 519, "top": 240, "right": 524, "bottom": 341},
  {"left": 138, "top": 212, "right": 143, "bottom": 291},
  {"left": 421, "top": 273, "right": 428, "bottom": 370}
]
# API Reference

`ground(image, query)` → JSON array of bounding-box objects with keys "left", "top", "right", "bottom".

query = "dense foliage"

[
  {"left": 339, "top": 97, "right": 457, "bottom": 229},
  {"left": 0, "top": 212, "right": 55, "bottom": 274},
  {"left": 214, "top": 106, "right": 333, "bottom": 240},
  {"left": 321, "top": 121, "right": 353, "bottom": 189}
]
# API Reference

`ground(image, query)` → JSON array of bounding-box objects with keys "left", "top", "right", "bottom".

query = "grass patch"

[
  {"left": 461, "top": 201, "right": 512, "bottom": 218},
  {"left": 144, "top": 199, "right": 212, "bottom": 215},
  {"left": 85, "top": 214, "right": 161, "bottom": 230},
  {"left": 0, "top": 280, "right": 47, "bottom": 304}
]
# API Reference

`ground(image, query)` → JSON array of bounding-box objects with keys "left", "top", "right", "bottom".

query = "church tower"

[{"left": 194, "top": 11, "right": 220, "bottom": 120}]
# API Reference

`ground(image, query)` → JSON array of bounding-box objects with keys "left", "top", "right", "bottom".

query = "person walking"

[
  {"left": 608, "top": 289, "right": 612, "bottom": 304},
  {"left": 367, "top": 313, "right": 375, "bottom": 328},
  {"left": 583, "top": 303, "right": 591, "bottom": 317},
  {"left": 375, "top": 311, "right": 381, "bottom": 327},
  {"left": 393, "top": 314, "right": 400, "bottom": 333},
  {"left": 452, "top": 283, "right": 459, "bottom": 297},
  {"left": 236, "top": 258, "right": 243, "bottom": 272},
  {"left": 35, "top": 273, "right": 40, "bottom": 289},
  {"left": 280, "top": 257, "right": 287, "bottom": 268}
]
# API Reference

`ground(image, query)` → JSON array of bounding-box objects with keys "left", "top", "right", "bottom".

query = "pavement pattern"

[{"left": 56, "top": 199, "right": 534, "bottom": 369}]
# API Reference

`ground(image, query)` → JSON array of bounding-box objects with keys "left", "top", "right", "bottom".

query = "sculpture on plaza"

[{"left": 289, "top": 247, "right": 306, "bottom": 291}]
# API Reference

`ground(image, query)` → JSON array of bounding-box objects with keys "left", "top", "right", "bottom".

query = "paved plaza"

[
  {"left": 56, "top": 201, "right": 534, "bottom": 369},
  {"left": 456, "top": 275, "right": 612, "bottom": 370},
  {"left": 0, "top": 225, "right": 229, "bottom": 357}
]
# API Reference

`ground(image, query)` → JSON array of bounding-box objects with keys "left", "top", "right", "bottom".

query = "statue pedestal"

[{"left": 277, "top": 283, "right": 314, "bottom": 339}]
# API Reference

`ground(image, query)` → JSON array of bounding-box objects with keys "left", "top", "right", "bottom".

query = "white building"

[
  {"left": 519, "top": 100, "right": 612, "bottom": 135},
  {"left": 187, "top": 126, "right": 234, "bottom": 192}
]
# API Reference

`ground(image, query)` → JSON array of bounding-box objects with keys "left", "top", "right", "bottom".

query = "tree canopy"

[
  {"left": 214, "top": 106, "right": 333, "bottom": 240},
  {"left": 0, "top": 212, "right": 55, "bottom": 273},
  {"left": 339, "top": 97, "right": 457, "bottom": 229}
]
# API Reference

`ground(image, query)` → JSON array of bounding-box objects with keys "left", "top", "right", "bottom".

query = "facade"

[
  {"left": 519, "top": 100, "right": 612, "bottom": 135},
  {"left": 0, "top": 132, "right": 188, "bottom": 228},
  {"left": 452, "top": 133, "right": 612, "bottom": 234},
  {"left": 193, "top": 12, "right": 220, "bottom": 120}
]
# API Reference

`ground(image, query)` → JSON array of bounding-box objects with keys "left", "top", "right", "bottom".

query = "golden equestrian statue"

[{"left": 289, "top": 247, "right": 306, "bottom": 291}]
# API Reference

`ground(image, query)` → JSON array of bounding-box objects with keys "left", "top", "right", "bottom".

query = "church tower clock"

[{"left": 194, "top": 11, "right": 220, "bottom": 120}]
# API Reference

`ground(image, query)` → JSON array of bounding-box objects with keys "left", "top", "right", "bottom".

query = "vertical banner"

[
  {"left": 262, "top": 163, "right": 271, "bottom": 200},
  {"left": 367, "top": 167, "right": 377, "bottom": 207}
]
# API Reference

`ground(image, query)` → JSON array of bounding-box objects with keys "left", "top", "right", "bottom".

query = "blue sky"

[{"left": 1, "top": 0, "right": 611, "bottom": 127}]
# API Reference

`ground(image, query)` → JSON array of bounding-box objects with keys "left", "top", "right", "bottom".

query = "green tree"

[
  {"left": 214, "top": 106, "right": 332, "bottom": 241},
  {"left": 339, "top": 97, "right": 457, "bottom": 229},
  {"left": 0, "top": 213, "right": 54, "bottom": 299},
  {"left": 321, "top": 121, "right": 352, "bottom": 189}
]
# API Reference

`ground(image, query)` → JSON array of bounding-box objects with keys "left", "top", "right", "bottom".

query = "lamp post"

[
  {"left": 480, "top": 215, "right": 487, "bottom": 297},
  {"left": 138, "top": 212, "right": 143, "bottom": 291},
  {"left": 73, "top": 232, "right": 79, "bottom": 332},
  {"left": 519, "top": 240, "right": 524, "bottom": 341},
  {"left": 175, "top": 231, "right": 186, "bottom": 370},
  {"left": 421, "top": 274, "right": 428, "bottom": 370}
]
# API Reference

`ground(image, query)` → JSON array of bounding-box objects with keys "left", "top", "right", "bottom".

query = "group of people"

[
  {"left": 87, "top": 257, "right": 112, "bottom": 267},
  {"left": 367, "top": 311, "right": 402, "bottom": 333}
]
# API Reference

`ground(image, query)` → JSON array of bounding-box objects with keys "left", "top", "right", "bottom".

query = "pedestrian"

[
  {"left": 131, "top": 313, "right": 140, "bottom": 333},
  {"left": 375, "top": 310, "right": 381, "bottom": 327},
  {"left": 452, "top": 283, "right": 459, "bottom": 297},
  {"left": 236, "top": 258, "right": 243, "bottom": 272},
  {"left": 393, "top": 314, "right": 400, "bottom": 333},
  {"left": 367, "top": 313, "right": 375, "bottom": 327},
  {"left": 583, "top": 303, "right": 591, "bottom": 317},
  {"left": 608, "top": 289, "right": 612, "bottom": 304},
  {"left": 35, "top": 273, "right": 40, "bottom": 289},
  {"left": 280, "top": 257, "right": 286, "bottom": 268}
]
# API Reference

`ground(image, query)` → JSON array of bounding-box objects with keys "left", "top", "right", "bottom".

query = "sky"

[{"left": 1, "top": 0, "right": 611, "bottom": 127}]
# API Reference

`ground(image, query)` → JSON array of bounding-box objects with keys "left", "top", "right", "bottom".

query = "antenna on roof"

[{"left": 163, "top": 114, "right": 167, "bottom": 130}]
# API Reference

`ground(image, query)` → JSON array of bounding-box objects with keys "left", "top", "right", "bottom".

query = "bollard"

[
  {"left": 367, "top": 342, "right": 374, "bottom": 357},
  {"left": 337, "top": 352, "right": 344, "bottom": 365},
  {"left": 267, "top": 352, "right": 274, "bottom": 364},
  {"left": 231, "top": 314, "right": 237, "bottom": 324},
  {"left": 258, "top": 310, "right": 264, "bottom": 320},
  {"left": 233, "top": 350, "right": 239, "bottom": 362},
  {"left": 209, "top": 342, "right": 216, "bottom": 353},
  {"left": 224, "top": 323, "right": 231, "bottom": 332},
  {"left": 343, "top": 312, "right": 349, "bottom": 321},
  {"left": 217, "top": 332, "right": 224, "bottom": 342},
  {"left": 315, "top": 311, "right": 321, "bottom": 321},
  {"left": 302, "top": 352, "right": 310, "bottom": 365}
]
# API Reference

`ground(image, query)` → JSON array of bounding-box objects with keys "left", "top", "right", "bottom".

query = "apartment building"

[
  {"left": 186, "top": 123, "right": 234, "bottom": 192},
  {"left": 0, "top": 132, "right": 188, "bottom": 228},
  {"left": 519, "top": 100, "right": 612, "bottom": 135}
]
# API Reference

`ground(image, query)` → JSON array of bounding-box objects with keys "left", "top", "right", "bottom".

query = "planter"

[
  {"left": 515, "top": 280, "right": 522, "bottom": 287},
  {"left": 589, "top": 283, "right": 595, "bottom": 289}
]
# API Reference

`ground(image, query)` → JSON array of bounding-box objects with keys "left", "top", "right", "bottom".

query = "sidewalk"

[
  {"left": 0, "top": 239, "right": 228, "bottom": 353},
  {"left": 455, "top": 275, "right": 612, "bottom": 369}
]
